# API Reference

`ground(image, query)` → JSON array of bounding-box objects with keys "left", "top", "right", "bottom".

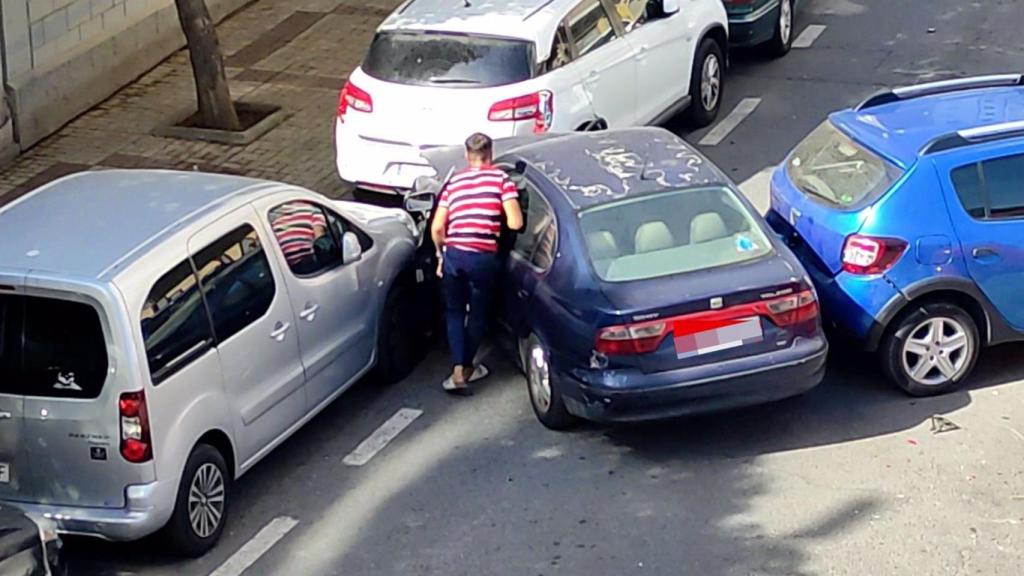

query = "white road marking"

[
  {"left": 209, "top": 516, "right": 298, "bottom": 576},
  {"left": 739, "top": 166, "right": 776, "bottom": 215},
  {"left": 343, "top": 408, "right": 423, "bottom": 466},
  {"left": 698, "top": 98, "right": 761, "bottom": 147},
  {"left": 793, "top": 24, "right": 827, "bottom": 48}
]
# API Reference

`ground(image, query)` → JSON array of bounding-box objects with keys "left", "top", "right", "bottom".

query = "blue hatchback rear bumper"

[{"left": 560, "top": 336, "right": 827, "bottom": 423}]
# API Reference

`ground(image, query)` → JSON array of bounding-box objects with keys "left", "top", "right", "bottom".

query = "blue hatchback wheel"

[{"left": 901, "top": 317, "right": 972, "bottom": 386}]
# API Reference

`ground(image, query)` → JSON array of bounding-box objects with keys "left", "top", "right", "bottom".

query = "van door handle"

[
  {"left": 270, "top": 322, "right": 291, "bottom": 342},
  {"left": 299, "top": 303, "right": 319, "bottom": 322},
  {"left": 0, "top": 411, "right": 11, "bottom": 420}
]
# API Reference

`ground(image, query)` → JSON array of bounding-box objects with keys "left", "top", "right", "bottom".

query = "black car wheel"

[
  {"left": 372, "top": 284, "right": 419, "bottom": 384},
  {"left": 881, "top": 303, "right": 980, "bottom": 396},
  {"left": 521, "top": 334, "right": 576, "bottom": 431},
  {"left": 686, "top": 37, "right": 725, "bottom": 128},
  {"left": 767, "top": 0, "right": 794, "bottom": 58},
  {"left": 166, "top": 444, "right": 230, "bottom": 557}
]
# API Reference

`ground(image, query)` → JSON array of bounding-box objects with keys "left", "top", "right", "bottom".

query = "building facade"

[{"left": 0, "top": 0, "right": 248, "bottom": 162}]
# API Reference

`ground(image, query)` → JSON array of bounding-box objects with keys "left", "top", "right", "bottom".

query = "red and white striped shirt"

[{"left": 439, "top": 166, "right": 518, "bottom": 254}]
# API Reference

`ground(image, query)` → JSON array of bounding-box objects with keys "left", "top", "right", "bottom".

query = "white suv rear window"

[{"left": 363, "top": 32, "right": 534, "bottom": 87}]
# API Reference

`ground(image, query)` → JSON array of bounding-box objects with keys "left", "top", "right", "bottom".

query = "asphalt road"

[{"left": 67, "top": 1, "right": 1024, "bottom": 574}]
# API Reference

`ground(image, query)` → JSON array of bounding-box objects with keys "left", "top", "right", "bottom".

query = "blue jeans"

[{"left": 443, "top": 248, "right": 501, "bottom": 367}]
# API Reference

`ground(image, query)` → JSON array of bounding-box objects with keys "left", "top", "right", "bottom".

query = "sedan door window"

[
  {"left": 514, "top": 183, "right": 557, "bottom": 271},
  {"left": 568, "top": 0, "right": 617, "bottom": 57}
]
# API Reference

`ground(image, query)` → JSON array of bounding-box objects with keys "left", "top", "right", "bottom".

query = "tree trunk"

[{"left": 174, "top": 0, "right": 240, "bottom": 131}]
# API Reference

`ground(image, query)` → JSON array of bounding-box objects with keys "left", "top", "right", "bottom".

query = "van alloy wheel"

[
  {"left": 188, "top": 463, "right": 226, "bottom": 539},
  {"left": 901, "top": 317, "right": 971, "bottom": 386}
]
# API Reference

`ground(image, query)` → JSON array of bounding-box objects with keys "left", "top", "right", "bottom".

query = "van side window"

[
  {"left": 193, "top": 225, "right": 276, "bottom": 344},
  {"left": 142, "top": 260, "right": 214, "bottom": 384},
  {"left": 268, "top": 202, "right": 342, "bottom": 276},
  {"left": 22, "top": 296, "right": 108, "bottom": 398}
]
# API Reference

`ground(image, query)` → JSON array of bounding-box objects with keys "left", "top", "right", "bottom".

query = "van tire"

[
  {"left": 686, "top": 37, "right": 725, "bottom": 128},
  {"left": 166, "top": 444, "right": 231, "bottom": 557},
  {"left": 373, "top": 285, "right": 418, "bottom": 384}
]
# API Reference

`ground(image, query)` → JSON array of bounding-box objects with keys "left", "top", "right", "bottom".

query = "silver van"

[{"left": 0, "top": 170, "right": 421, "bottom": 556}]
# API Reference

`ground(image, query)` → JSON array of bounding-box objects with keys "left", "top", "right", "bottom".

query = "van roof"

[
  {"left": 379, "top": 0, "right": 571, "bottom": 59},
  {"left": 0, "top": 170, "right": 278, "bottom": 280}
]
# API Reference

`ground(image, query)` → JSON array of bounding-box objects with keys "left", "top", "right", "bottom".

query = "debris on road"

[{"left": 930, "top": 415, "right": 962, "bottom": 434}]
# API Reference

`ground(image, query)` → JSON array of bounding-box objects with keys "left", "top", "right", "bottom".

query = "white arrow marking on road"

[
  {"left": 793, "top": 24, "right": 827, "bottom": 48},
  {"left": 698, "top": 98, "right": 761, "bottom": 147},
  {"left": 209, "top": 516, "right": 298, "bottom": 576},
  {"left": 344, "top": 408, "right": 424, "bottom": 466}
]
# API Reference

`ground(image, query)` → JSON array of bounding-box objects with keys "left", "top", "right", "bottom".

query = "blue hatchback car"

[
  {"left": 415, "top": 128, "right": 827, "bottom": 429},
  {"left": 768, "top": 74, "right": 1024, "bottom": 396}
]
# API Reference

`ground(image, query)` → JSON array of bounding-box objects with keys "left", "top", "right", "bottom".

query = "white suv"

[{"left": 335, "top": 0, "right": 729, "bottom": 193}]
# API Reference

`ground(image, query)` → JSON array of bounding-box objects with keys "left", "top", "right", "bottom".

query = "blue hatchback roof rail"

[
  {"left": 921, "top": 119, "right": 1024, "bottom": 155},
  {"left": 855, "top": 74, "right": 1024, "bottom": 112}
]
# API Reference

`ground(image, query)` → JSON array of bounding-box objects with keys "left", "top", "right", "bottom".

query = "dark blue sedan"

[{"left": 412, "top": 128, "right": 827, "bottom": 429}]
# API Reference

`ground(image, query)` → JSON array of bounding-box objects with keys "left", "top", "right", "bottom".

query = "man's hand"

[{"left": 436, "top": 256, "right": 444, "bottom": 278}]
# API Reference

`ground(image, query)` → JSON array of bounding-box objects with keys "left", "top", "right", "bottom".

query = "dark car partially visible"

[{"left": 0, "top": 504, "right": 63, "bottom": 576}]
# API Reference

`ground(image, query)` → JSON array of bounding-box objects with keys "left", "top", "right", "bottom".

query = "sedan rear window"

[
  {"left": 580, "top": 187, "right": 773, "bottom": 282},
  {"left": 363, "top": 32, "right": 534, "bottom": 87},
  {"left": 787, "top": 121, "right": 903, "bottom": 209}
]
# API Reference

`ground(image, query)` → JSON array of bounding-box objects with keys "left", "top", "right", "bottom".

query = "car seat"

[{"left": 634, "top": 221, "right": 675, "bottom": 254}]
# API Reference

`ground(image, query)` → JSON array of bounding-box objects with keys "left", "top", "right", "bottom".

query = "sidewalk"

[{"left": 0, "top": 0, "right": 401, "bottom": 204}]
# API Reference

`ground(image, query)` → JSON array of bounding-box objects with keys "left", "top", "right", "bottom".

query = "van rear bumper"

[{"left": 3, "top": 480, "right": 172, "bottom": 541}]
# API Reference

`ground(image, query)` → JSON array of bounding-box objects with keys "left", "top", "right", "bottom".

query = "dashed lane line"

[
  {"left": 793, "top": 24, "right": 827, "bottom": 48},
  {"left": 698, "top": 98, "right": 761, "bottom": 147},
  {"left": 343, "top": 408, "right": 424, "bottom": 466},
  {"left": 209, "top": 516, "right": 299, "bottom": 576}
]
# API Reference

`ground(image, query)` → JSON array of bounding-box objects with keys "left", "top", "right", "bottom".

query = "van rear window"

[
  {"left": 363, "top": 32, "right": 534, "bottom": 87},
  {"left": 0, "top": 294, "right": 108, "bottom": 398}
]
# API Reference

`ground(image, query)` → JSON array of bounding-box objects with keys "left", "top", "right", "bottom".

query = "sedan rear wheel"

[{"left": 522, "top": 335, "right": 575, "bottom": 431}]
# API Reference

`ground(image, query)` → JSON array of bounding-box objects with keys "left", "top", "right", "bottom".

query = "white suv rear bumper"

[{"left": 335, "top": 120, "right": 441, "bottom": 193}]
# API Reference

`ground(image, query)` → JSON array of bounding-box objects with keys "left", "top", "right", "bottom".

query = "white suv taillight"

[
  {"left": 119, "top": 391, "right": 152, "bottom": 463},
  {"left": 337, "top": 80, "right": 373, "bottom": 122},
  {"left": 488, "top": 90, "right": 553, "bottom": 133}
]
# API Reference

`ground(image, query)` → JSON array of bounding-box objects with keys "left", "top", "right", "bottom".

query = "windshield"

[
  {"left": 579, "top": 187, "right": 773, "bottom": 282},
  {"left": 786, "top": 121, "right": 904, "bottom": 208},
  {"left": 363, "top": 32, "right": 534, "bottom": 88}
]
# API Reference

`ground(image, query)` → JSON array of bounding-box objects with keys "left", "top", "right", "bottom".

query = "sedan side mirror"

[
  {"left": 342, "top": 232, "right": 362, "bottom": 265},
  {"left": 404, "top": 190, "right": 438, "bottom": 216},
  {"left": 661, "top": 0, "right": 680, "bottom": 15}
]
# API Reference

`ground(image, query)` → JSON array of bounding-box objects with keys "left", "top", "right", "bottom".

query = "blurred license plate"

[
  {"left": 673, "top": 317, "right": 763, "bottom": 359},
  {"left": 0, "top": 463, "right": 9, "bottom": 484}
]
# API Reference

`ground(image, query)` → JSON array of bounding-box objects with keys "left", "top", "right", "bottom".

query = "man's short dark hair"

[{"left": 465, "top": 132, "right": 493, "bottom": 158}]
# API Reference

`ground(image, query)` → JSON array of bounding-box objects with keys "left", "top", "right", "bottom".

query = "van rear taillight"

[
  {"left": 488, "top": 90, "right": 553, "bottom": 133},
  {"left": 337, "top": 81, "right": 373, "bottom": 122},
  {"left": 119, "top": 391, "right": 152, "bottom": 463}
]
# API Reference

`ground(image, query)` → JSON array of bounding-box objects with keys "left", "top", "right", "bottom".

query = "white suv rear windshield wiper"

[{"left": 427, "top": 77, "right": 482, "bottom": 85}]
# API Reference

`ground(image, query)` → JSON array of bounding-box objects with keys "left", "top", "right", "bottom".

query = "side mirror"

[
  {"left": 404, "top": 190, "right": 437, "bottom": 215},
  {"left": 342, "top": 232, "right": 362, "bottom": 265},
  {"left": 661, "top": 0, "right": 680, "bottom": 15}
]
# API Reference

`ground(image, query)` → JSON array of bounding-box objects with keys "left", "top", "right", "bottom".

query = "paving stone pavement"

[{"left": 0, "top": 0, "right": 402, "bottom": 204}]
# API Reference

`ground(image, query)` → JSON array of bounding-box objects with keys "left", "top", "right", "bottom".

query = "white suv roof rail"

[{"left": 856, "top": 74, "right": 1024, "bottom": 111}]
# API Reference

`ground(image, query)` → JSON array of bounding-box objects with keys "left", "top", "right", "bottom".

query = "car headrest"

[
  {"left": 634, "top": 221, "right": 675, "bottom": 254},
  {"left": 586, "top": 230, "right": 620, "bottom": 261},
  {"left": 689, "top": 212, "right": 729, "bottom": 244}
]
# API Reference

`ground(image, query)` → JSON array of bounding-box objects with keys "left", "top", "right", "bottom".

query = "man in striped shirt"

[{"left": 431, "top": 133, "right": 523, "bottom": 394}]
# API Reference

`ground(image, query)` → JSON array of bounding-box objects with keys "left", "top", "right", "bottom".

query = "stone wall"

[{"left": 0, "top": 0, "right": 251, "bottom": 158}]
